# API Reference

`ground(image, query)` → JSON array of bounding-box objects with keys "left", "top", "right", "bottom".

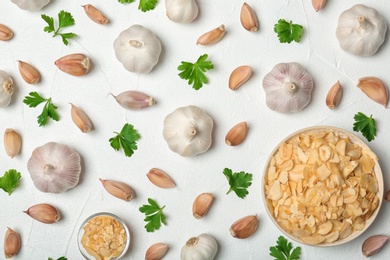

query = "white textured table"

[{"left": 1, "top": 1, "right": 390, "bottom": 259}]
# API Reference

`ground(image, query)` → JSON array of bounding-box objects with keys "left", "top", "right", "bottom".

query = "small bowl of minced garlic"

[
  {"left": 78, "top": 212, "right": 130, "bottom": 259},
  {"left": 262, "top": 126, "right": 384, "bottom": 246}
]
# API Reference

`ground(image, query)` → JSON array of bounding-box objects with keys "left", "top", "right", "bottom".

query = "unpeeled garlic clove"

[
  {"left": 362, "top": 235, "right": 389, "bottom": 257},
  {"left": 55, "top": 53, "right": 90, "bottom": 76},
  {"left": 147, "top": 168, "right": 175, "bottom": 188},
  {"left": 240, "top": 3, "right": 259, "bottom": 32},
  {"left": 70, "top": 103, "right": 93, "bottom": 133},
  {"left": 0, "top": 24, "right": 13, "bottom": 41},
  {"left": 4, "top": 227, "right": 21, "bottom": 259},
  {"left": 23, "top": 203, "right": 60, "bottom": 224},
  {"left": 385, "top": 189, "right": 390, "bottom": 202},
  {"left": 111, "top": 90, "right": 155, "bottom": 110},
  {"left": 357, "top": 77, "right": 389, "bottom": 108},
  {"left": 17, "top": 60, "right": 40, "bottom": 84},
  {"left": 145, "top": 242, "right": 169, "bottom": 260},
  {"left": 99, "top": 178, "right": 134, "bottom": 201},
  {"left": 225, "top": 121, "right": 248, "bottom": 146},
  {"left": 4, "top": 128, "right": 22, "bottom": 158},
  {"left": 229, "top": 215, "right": 258, "bottom": 239},
  {"left": 312, "top": 0, "right": 327, "bottom": 12},
  {"left": 196, "top": 25, "right": 226, "bottom": 45},
  {"left": 192, "top": 193, "right": 214, "bottom": 219},
  {"left": 82, "top": 4, "right": 109, "bottom": 25},
  {"left": 229, "top": 65, "right": 252, "bottom": 90},
  {"left": 326, "top": 81, "right": 343, "bottom": 109}
]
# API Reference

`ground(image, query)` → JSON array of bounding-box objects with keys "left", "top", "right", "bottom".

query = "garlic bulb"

[
  {"left": 166, "top": 0, "right": 199, "bottom": 23},
  {"left": 11, "top": 0, "right": 50, "bottom": 11},
  {"left": 27, "top": 142, "right": 81, "bottom": 193},
  {"left": 113, "top": 25, "right": 162, "bottom": 73},
  {"left": 336, "top": 4, "right": 387, "bottom": 56},
  {"left": 0, "top": 70, "right": 13, "bottom": 108},
  {"left": 163, "top": 106, "right": 213, "bottom": 157},
  {"left": 181, "top": 233, "right": 218, "bottom": 260},
  {"left": 262, "top": 62, "right": 314, "bottom": 113}
]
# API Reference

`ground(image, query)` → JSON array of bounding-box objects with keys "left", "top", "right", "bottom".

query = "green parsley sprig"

[
  {"left": 23, "top": 92, "right": 59, "bottom": 127},
  {"left": 117, "top": 0, "right": 158, "bottom": 12},
  {"left": 41, "top": 10, "right": 77, "bottom": 45},
  {"left": 353, "top": 112, "right": 376, "bottom": 142},
  {"left": 118, "top": 0, "right": 135, "bottom": 3},
  {"left": 48, "top": 257, "right": 67, "bottom": 260},
  {"left": 178, "top": 54, "right": 214, "bottom": 90},
  {"left": 270, "top": 236, "right": 301, "bottom": 260},
  {"left": 274, "top": 19, "right": 303, "bottom": 43},
  {"left": 223, "top": 168, "right": 253, "bottom": 199},
  {"left": 0, "top": 169, "right": 21, "bottom": 196},
  {"left": 139, "top": 198, "right": 166, "bottom": 232},
  {"left": 109, "top": 123, "right": 141, "bottom": 157}
]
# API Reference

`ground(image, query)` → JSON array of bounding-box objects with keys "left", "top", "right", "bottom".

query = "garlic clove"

[
  {"left": 70, "top": 103, "right": 93, "bottom": 133},
  {"left": 312, "top": 0, "right": 327, "bottom": 12},
  {"left": 357, "top": 77, "right": 388, "bottom": 108},
  {"left": 23, "top": 203, "right": 60, "bottom": 224},
  {"left": 192, "top": 193, "right": 214, "bottom": 219},
  {"left": 82, "top": 4, "right": 109, "bottom": 25},
  {"left": 225, "top": 122, "right": 248, "bottom": 146},
  {"left": 362, "top": 235, "right": 389, "bottom": 257},
  {"left": 385, "top": 189, "right": 390, "bottom": 202},
  {"left": 4, "top": 128, "right": 22, "bottom": 158},
  {"left": 229, "top": 65, "right": 252, "bottom": 90},
  {"left": 99, "top": 178, "right": 134, "bottom": 201},
  {"left": 18, "top": 60, "right": 40, "bottom": 84},
  {"left": 145, "top": 242, "right": 169, "bottom": 260},
  {"left": 240, "top": 3, "right": 259, "bottom": 32},
  {"left": 147, "top": 168, "right": 175, "bottom": 188},
  {"left": 166, "top": 0, "right": 199, "bottom": 23},
  {"left": 111, "top": 90, "right": 155, "bottom": 110},
  {"left": 0, "top": 24, "right": 13, "bottom": 41},
  {"left": 0, "top": 70, "right": 14, "bottom": 108},
  {"left": 229, "top": 215, "right": 258, "bottom": 239},
  {"left": 4, "top": 227, "right": 21, "bottom": 259},
  {"left": 55, "top": 53, "right": 90, "bottom": 76},
  {"left": 326, "top": 81, "right": 343, "bottom": 109},
  {"left": 196, "top": 25, "right": 226, "bottom": 45}
]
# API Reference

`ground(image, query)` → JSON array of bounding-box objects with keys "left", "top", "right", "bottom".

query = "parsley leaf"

[
  {"left": 118, "top": 0, "right": 135, "bottom": 3},
  {"left": 0, "top": 169, "right": 21, "bottom": 196},
  {"left": 23, "top": 92, "right": 59, "bottom": 126},
  {"left": 41, "top": 10, "right": 76, "bottom": 45},
  {"left": 109, "top": 123, "right": 141, "bottom": 157},
  {"left": 139, "top": 0, "right": 158, "bottom": 12},
  {"left": 223, "top": 168, "right": 253, "bottom": 199},
  {"left": 270, "top": 236, "right": 301, "bottom": 260},
  {"left": 48, "top": 257, "right": 67, "bottom": 260},
  {"left": 274, "top": 19, "right": 303, "bottom": 43},
  {"left": 353, "top": 112, "right": 376, "bottom": 142},
  {"left": 178, "top": 54, "right": 214, "bottom": 90},
  {"left": 139, "top": 198, "right": 166, "bottom": 232}
]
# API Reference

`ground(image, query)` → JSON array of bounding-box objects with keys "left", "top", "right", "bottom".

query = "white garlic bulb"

[
  {"left": 113, "top": 25, "right": 162, "bottom": 73},
  {"left": 163, "top": 106, "right": 213, "bottom": 157},
  {"left": 166, "top": 0, "right": 199, "bottom": 23},
  {"left": 262, "top": 62, "right": 313, "bottom": 113},
  {"left": 336, "top": 4, "right": 387, "bottom": 56},
  {"left": 27, "top": 142, "right": 81, "bottom": 193},
  {"left": 11, "top": 0, "right": 50, "bottom": 11},
  {"left": 181, "top": 233, "right": 218, "bottom": 260},
  {"left": 0, "top": 70, "right": 13, "bottom": 108}
]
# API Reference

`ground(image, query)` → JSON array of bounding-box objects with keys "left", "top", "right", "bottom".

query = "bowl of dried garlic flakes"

[
  {"left": 78, "top": 212, "right": 130, "bottom": 259},
  {"left": 262, "top": 126, "right": 384, "bottom": 246}
]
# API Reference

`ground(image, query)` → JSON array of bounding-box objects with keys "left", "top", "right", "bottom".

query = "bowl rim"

[
  {"left": 261, "top": 126, "right": 384, "bottom": 247},
  {"left": 77, "top": 212, "right": 131, "bottom": 259}
]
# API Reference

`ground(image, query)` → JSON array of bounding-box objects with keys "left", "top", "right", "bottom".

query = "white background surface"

[{"left": 1, "top": 0, "right": 390, "bottom": 259}]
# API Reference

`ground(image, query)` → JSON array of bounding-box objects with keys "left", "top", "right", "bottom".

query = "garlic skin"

[
  {"left": 262, "top": 62, "right": 314, "bottom": 113},
  {"left": 111, "top": 90, "right": 155, "bottom": 110},
  {"left": 0, "top": 70, "right": 14, "bottom": 108},
  {"left": 163, "top": 106, "right": 213, "bottom": 157},
  {"left": 113, "top": 25, "right": 162, "bottom": 73},
  {"left": 181, "top": 234, "right": 218, "bottom": 260},
  {"left": 166, "top": 0, "right": 199, "bottom": 23},
  {"left": 336, "top": 4, "right": 387, "bottom": 56},
  {"left": 11, "top": 0, "right": 50, "bottom": 11},
  {"left": 27, "top": 142, "right": 81, "bottom": 193}
]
